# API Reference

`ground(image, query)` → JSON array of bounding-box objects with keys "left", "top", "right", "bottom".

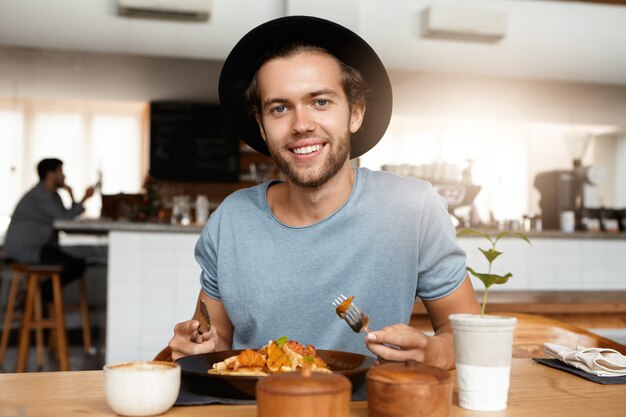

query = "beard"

[{"left": 267, "top": 130, "right": 351, "bottom": 189}]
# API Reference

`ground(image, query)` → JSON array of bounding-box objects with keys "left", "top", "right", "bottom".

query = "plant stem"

[
  {"left": 481, "top": 239, "right": 496, "bottom": 317},
  {"left": 481, "top": 288, "right": 489, "bottom": 316}
]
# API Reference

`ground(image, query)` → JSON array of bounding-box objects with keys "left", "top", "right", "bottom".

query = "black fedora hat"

[{"left": 218, "top": 15, "right": 393, "bottom": 159}]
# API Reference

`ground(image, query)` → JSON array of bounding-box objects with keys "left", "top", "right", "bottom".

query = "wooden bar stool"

[{"left": 0, "top": 263, "right": 93, "bottom": 372}]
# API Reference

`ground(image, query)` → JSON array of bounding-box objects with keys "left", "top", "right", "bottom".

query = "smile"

[{"left": 292, "top": 144, "right": 323, "bottom": 155}]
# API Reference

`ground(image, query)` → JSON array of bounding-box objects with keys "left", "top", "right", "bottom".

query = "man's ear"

[
  {"left": 255, "top": 114, "right": 267, "bottom": 142},
  {"left": 349, "top": 101, "right": 366, "bottom": 134}
]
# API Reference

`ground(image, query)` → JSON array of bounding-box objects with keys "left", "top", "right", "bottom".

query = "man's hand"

[
  {"left": 365, "top": 277, "right": 481, "bottom": 370},
  {"left": 168, "top": 319, "right": 219, "bottom": 361},
  {"left": 81, "top": 185, "right": 96, "bottom": 203},
  {"left": 365, "top": 323, "right": 454, "bottom": 369}
]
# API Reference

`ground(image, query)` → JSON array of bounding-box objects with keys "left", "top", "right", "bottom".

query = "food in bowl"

[{"left": 208, "top": 336, "right": 331, "bottom": 376}]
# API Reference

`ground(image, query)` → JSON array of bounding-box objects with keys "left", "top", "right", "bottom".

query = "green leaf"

[
  {"left": 492, "top": 273, "right": 513, "bottom": 285},
  {"left": 457, "top": 228, "right": 494, "bottom": 244},
  {"left": 494, "top": 231, "right": 532, "bottom": 245},
  {"left": 302, "top": 355, "right": 314, "bottom": 364},
  {"left": 467, "top": 267, "right": 512, "bottom": 289},
  {"left": 479, "top": 248, "right": 502, "bottom": 263},
  {"left": 276, "top": 336, "right": 288, "bottom": 347}
]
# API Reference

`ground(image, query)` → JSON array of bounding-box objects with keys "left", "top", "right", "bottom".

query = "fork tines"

[
  {"left": 333, "top": 293, "right": 370, "bottom": 333},
  {"left": 332, "top": 294, "right": 349, "bottom": 312}
]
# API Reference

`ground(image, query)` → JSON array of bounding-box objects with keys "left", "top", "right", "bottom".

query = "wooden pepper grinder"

[
  {"left": 256, "top": 367, "right": 352, "bottom": 417},
  {"left": 366, "top": 360, "right": 452, "bottom": 417}
]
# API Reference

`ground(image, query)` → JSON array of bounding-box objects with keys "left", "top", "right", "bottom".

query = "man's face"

[
  {"left": 52, "top": 166, "right": 66, "bottom": 188},
  {"left": 254, "top": 51, "right": 364, "bottom": 188}
]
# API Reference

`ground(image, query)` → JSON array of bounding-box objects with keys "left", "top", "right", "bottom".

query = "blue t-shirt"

[{"left": 195, "top": 168, "right": 466, "bottom": 356}]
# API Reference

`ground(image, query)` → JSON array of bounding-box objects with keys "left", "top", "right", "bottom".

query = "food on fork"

[
  {"left": 335, "top": 295, "right": 354, "bottom": 318},
  {"left": 208, "top": 336, "right": 331, "bottom": 376},
  {"left": 334, "top": 294, "right": 371, "bottom": 333}
]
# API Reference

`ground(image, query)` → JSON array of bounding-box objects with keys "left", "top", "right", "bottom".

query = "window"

[
  {"left": 0, "top": 110, "right": 23, "bottom": 232},
  {"left": 0, "top": 99, "right": 147, "bottom": 228}
]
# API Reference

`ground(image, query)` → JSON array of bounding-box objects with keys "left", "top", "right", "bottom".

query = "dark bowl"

[{"left": 176, "top": 349, "right": 377, "bottom": 400}]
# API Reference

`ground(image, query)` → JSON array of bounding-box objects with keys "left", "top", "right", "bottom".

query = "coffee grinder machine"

[{"left": 534, "top": 132, "right": 605, "bottom": 231}]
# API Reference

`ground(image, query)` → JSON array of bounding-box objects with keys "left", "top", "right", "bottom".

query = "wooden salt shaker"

[
  {"left": 366, "top": 360, "right": 452, "bottom": 417},
  {"left": 256, "top": 367, "right": 352, "bottom": 417}
]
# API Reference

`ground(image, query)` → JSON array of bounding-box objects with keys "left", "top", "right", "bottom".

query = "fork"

[{"left": 333, "top": 294, "right": 371, "bottom": 333}]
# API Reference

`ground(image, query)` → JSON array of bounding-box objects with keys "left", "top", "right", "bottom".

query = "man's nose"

[{"left": 291, "top": 107, "right": 315, "bottom": 134}]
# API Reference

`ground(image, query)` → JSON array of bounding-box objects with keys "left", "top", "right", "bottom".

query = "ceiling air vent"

[
  {"left": 421, "top": 6, "right": 506, "bottom": 43},
  {"left": 117, "top": 0, "right": 211, "bottom": 22}
]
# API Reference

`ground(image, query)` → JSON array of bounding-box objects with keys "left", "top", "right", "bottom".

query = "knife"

[{"left": 198, "top": 299, "right": 212, "bottom": 335}]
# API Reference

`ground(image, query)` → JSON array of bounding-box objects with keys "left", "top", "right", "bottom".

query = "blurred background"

[{"left": 1, "top": 0, "right": 625, "bottom": 229}]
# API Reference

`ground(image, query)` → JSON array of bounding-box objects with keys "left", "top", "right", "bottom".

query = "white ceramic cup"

[
  {"left": 103, "top": 361, "right": 181, "bottom": 416},
  {"left": 449, "top": 314, "right": 517, "bottom": 411}
]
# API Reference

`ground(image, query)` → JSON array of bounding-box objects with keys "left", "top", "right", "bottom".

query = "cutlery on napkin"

[{"left": 544, "top": 343, "right": 626, "bottom": 377}]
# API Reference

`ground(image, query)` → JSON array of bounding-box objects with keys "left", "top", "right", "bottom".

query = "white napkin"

[{"left": 544, "top": 343, "right": 626, "bottom": 377}]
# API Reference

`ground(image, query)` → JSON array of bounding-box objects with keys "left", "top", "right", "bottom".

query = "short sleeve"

[
  {"left": 194, "top": 218, "right": 221, "bottom": 300},
  {"left": 416, "top": 185, "right": 467, "bottom": 300}
]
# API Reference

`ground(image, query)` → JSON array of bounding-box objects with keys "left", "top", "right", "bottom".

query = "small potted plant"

[
  {"left": 457, "top": 228, "right": 531, "bottom": 316},
  {"left": 448, "top": 228, "right": 531, "bottom": 412}
]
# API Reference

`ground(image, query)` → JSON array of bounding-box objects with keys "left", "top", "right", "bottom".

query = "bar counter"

[
  {"left": 54, "top": 219, "right": 626, "bottom": 239},
  {"left": 54, "top": 219, "right": 204, "bottom": 234}
]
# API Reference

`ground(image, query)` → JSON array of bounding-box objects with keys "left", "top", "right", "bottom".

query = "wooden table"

[{"left": 1, "top": 359, "right": 624, "bottom": 416}]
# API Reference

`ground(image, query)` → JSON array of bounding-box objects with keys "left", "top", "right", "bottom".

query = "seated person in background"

[
  {"left": 169, "top": 16, "right": 480, "bottom": 369},
  {"left": 4, "top": 158, "right": 95, "bottom": 301}
]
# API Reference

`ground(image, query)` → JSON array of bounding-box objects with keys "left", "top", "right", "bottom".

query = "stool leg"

[
  {"left": 47, "top": 301, "right": 57, "bottom": 354},
  {"left": 17, "top": 273, "right": 38, "bottom": 372},
  {"left": 78, "top": 277, "right": 93, "bottom": 354},
  {"left": 51, "top": 273, "right": 69, "bottom": 371},
  {"left": 34, "top": 280, "right": 45, "bottom": 370},
  {"left": 0, "top": 272, "right": 21, "bottom": 365}
]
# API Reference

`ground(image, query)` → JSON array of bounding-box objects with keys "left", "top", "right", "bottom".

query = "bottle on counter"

[
  {"left": 195, "top": 195, "right": 209, "bottom": 225},
  {"left": 171, "top": 195, "right": 191, "bottom": 225}
]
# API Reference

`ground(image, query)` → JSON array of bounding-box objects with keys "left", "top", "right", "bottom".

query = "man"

[
  {"left": 4, "top": 158, "right": 95, "bottom": 300},
  {"left": 169, "top": 16, "right": 480, "bottom": 369}
]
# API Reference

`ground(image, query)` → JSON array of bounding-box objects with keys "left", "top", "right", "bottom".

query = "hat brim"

[{"left": 218, "top": 15, "right": 393, "bottom": 159}]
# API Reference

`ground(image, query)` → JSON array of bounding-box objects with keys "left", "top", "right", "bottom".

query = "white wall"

[
  {"left": 389, "top": 71, "right": 626, "bottom": 130},
  {"left": 0, "top": 46, "right": 221, "bottom": 102}
]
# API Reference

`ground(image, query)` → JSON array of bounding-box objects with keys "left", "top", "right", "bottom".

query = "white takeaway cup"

[{"left": 449, "top": 314, "right": 517, "bottom": 411}]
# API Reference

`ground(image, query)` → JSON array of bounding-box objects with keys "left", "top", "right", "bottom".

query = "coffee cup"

[{"left": 103, "top": 361, "right": 180, "bottom": 416}]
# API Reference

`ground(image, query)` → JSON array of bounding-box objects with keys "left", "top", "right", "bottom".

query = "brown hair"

[{"left": 244, "top": 43, "right": 370, "bottom": 118}]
